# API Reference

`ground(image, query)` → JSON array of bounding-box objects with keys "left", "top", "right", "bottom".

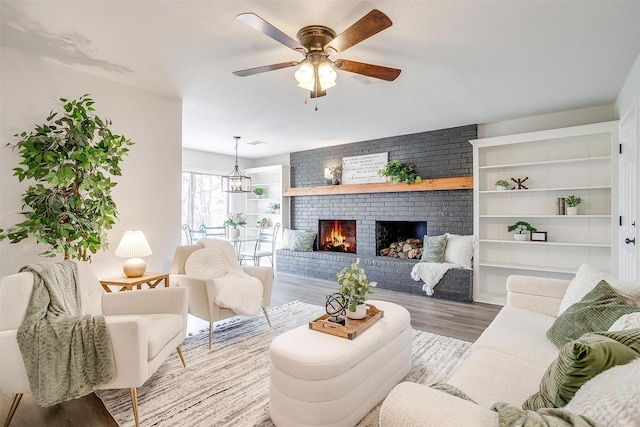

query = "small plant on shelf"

[
  {"left": 564, "top": 195, "right": 582, "bottom": 207},
  {"left": 252, "top": 187, "right": 265, "bottom": 197},
  {"left": 507, "top": 221, "right": 537, "bottom": 241},
  {"left": 378, "top": 160, "right": 422, "bottom": 184},
  {"left": 495, "top": 179, "right": 509, "bottom": 190},
  {"left": 327, "top": 165, "right": 342, "bottom": 185}
]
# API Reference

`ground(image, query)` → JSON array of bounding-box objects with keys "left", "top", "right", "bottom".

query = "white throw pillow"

[
  {"left": 608, "top": 313, "right": 640, "bottom": 331},
  {"left": 444, "top": 234, "right": 474, "bottom": 269},
  {"left": 281, "top": 228, "right": 294, "bottom": 249},
  {"left": 557, "top": 264, "right": 640, "bottom": 315},
  {"left": 184, "top": 248, "right": 226, "bottom": 278},
  {"left": 565, "top": 358, "right": 640, "bottom": 426}
]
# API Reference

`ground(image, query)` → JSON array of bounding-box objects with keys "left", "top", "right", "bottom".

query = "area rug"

[{"left": 96, "top": 301, "right": 472, "bottom": 427}]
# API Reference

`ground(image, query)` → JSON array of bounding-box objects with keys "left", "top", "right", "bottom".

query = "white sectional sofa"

[{"left": 379, "top": 268, "right": 640, "bottom": 426}]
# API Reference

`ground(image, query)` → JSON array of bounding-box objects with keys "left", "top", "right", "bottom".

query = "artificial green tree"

[{"left": 0, "top": 95, "right": 133, "bottom": 261}]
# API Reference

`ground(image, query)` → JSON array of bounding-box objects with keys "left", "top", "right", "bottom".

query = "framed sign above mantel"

[{"left": 341, "top": 152, "right": 388, "bottom": 185}]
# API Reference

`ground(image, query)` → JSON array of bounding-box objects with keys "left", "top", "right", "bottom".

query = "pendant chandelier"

[{"left": 222, "top": 136, "right": 252, "bottom": 193}]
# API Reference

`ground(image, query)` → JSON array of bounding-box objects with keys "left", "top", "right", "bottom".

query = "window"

[{"left": 181, "top": 172, "right": 227, "bottom": 243}]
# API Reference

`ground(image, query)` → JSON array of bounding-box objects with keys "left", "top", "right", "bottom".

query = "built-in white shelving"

[{"left": 471, "top": 121, "right": 619, "bottom": 305}]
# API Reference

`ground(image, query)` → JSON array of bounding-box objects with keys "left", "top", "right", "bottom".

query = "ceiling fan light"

[
  {"left": 295, "top": 62, "right": 315, "bottom": 90},
  {"left": 317, "top": 61, "right": 337, "bottom": 91}
]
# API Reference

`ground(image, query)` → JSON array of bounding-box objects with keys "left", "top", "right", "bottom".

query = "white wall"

[
  {"left": 616, "top": 52, "right": 640, "bottom": 117},
  {"left": 478, "top": 104, "right": 617, "bottom": 138},
  {"left": 182, "top": 147, "right": 255, "bottom": 175},
  {"left": 0, "top": 47, "right": 182, "bottom": 278}
]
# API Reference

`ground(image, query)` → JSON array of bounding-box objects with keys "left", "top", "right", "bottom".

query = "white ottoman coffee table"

[{"left": 269, "top": 300, "right": 412, "bottom": 427}]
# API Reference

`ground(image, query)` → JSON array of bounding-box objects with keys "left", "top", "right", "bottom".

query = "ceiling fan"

[{"left": 232, "top": 9, "right": 401, "bottom": 98}]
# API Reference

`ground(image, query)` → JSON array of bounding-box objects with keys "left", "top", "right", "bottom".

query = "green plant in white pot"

[
  {"left": 565, "top": 196, "right": 582, "bottom": 215},
  {"left": 0, "top": 95, "right": 133, "bottom": 261},
  {"left": 495, "top": 179, "right": 509, "bottom": 190},
  {"left": 337, "top": 258, "right": 376, "bottom": 319},
  {"left": 252, "top": 187, "right": 265, "bottom": 198},
  {"left": 507, "top": 221, "right": 537, "bottom": 241}
]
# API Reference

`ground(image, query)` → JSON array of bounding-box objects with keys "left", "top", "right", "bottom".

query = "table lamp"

[{"left": 114, "top": 230, "right": 153, "bottom": 277}]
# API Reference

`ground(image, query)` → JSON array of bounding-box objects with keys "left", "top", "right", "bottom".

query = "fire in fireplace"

[
  {"left": 318, "top": 220, "right": 356, "bottom": 253},
  {"left": 376, "top": 221, "right": 428, "bottom": 259}
]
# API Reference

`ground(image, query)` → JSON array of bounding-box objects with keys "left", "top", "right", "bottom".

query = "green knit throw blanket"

[{"left": 17, "top": 261, "right": 115, "bottom": 406}]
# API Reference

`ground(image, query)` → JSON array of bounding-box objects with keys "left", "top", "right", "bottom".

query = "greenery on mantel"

[
  {"left": 378, "top": 160, "right": 422, "bottom": 184},
  {"left": 0, "top": 95, "right": 133, "bottom": 261}
]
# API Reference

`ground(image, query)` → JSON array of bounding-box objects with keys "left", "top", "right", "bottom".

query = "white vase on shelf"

[
  {"left": 513, "top": 233, "right": 528, "bottom": 241},
  {"left": 566, "top": 206, "right": 578, "bottom": 215}
]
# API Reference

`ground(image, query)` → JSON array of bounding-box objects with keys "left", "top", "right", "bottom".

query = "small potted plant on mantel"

[
  {"left": 564, "top": 195, "right": 583, "bottom": 215},
  {"left": 507, "top": 221, "right": 537, "bottom": 241},
  {"left": 337, "top": 258, "right": 377, "bottom": 319},
  {"left": 252, "top": 187, "right": 265, "bottom": 198},
  {"left": 327, "top": 165, "right": 342, "bottom": 185},
  {"left": 495, "top": 179, "right": 510, "bottom": 191}
]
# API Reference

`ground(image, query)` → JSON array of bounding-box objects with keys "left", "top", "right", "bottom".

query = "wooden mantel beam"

[{"left": 282, "top": 177, "right": 473, "bottom": 197}]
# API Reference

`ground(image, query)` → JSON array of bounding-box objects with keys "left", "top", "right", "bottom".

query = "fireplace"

[
  {"left": 376, "top": 221, "right": 428, "bottom": 258},
  {"left": 318, "top": 220, "right": 356, "bottom": 253}
]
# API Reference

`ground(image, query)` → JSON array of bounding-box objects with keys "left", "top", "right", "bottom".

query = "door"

[{"left": 619, "top": 99, "right": 639, "bottom": 281}]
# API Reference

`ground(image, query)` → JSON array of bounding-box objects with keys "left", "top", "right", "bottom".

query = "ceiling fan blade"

[
  {"left": 335, "top": 59, "right": 401, "bottom": 81},
  {"left": 325, "top": 9, "right": 392, "bottom": 54},
  {"left": 237, "top": 13, "right": 305, "bottom": 52},
  {"left": 233, "top": 61, "right": 299, "bottom": 77}
]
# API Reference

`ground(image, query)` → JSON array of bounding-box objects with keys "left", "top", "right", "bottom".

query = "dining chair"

[{"left": 239, "top": 222, "right": 281, "bottom": 266}]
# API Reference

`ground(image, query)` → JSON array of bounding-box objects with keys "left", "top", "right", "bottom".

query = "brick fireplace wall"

[{"left": 277, "top": 125, "right": 476, "bottom": 302}]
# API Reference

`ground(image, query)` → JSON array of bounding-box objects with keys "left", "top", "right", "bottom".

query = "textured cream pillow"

[
  {"left": 557, "top": 264, "right": 640, "bottom": 315},
  {"left": 608, "top": 313, "right": 640, "bottom": 331},
  {"left": 184, "top": 248, "right": 226, "bottom": 278},
  {"left": 565, "top": 357, "right": 640, "bottom": 425},
  {"left": 444, "top": 234, "right": 474, "bottom": 269}
]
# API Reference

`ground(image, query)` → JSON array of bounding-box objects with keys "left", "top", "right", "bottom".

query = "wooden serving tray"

[{"left": 308, "top": 303, "right": 384, "bottom": 340}]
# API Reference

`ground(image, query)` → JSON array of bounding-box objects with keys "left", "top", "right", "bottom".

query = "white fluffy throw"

[
  {"left": 410, "top": 262, "right": 458, "bottom": 296},
  {"left": 214, "top": 273, "right": 263, "bottom": 316}
]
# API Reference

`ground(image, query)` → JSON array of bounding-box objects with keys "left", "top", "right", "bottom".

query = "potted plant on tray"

[
  {"left": 507, "top": 221, "right": 537, "bottom": 241},
  {"left": 337, "top": 258, "right": 377, "bottom": 319},
  {"left": 564, "top": 195, "right": 583, "bottom": 215}
]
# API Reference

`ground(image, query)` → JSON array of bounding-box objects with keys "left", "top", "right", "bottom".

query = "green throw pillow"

[
  {"left": 290, "top": 231, "right": 316, "bottom": 252},
  {"left": 547, "top": 280, "right": 640, "bottom": 347},
  {"left": 523, "top": 329, "right": 640, "bottom": 411},
  {"left": 421, "top": 234, "right": 448, "bottom": 263}
]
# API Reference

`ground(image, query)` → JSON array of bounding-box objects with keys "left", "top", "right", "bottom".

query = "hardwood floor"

[{"left": 1, "top": 272, "right": 501, "bottom": 426}]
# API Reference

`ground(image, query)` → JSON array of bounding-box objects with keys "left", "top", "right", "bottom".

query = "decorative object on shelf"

[
  {"left": 565, "top": 195, "right": 583, "bottom": 215},
  {"left": 377, "top": 159, "right": 422, "bottom": 184},
  {"left": 531, "top": 231, "right": 548, "bottom": 242},
  {"left": 507, "top": 221, "right": 537, "bottom": 241},
  {"left": 252, "top": 187, "right": 265, "bottom": 198},
  {"left": 0, "top": 95, "right": 133, "bottom": 261},
  {"left": 510, "top": 176, "right": 529, "bottom": 189},
  {"left": 495, "top": 180, "right": 509, "bottom": 191},
  {"left": 222, "top": 136, "right": 252, "bottom": 193},
  {"left": 337, "top": 258, "right": 376, "bottom": 319},
  {"left": 557, "top": 197, "right": 566, "bottom": 215},
  {"left": 225, "top": 213, "right": 247, "bottom": 240},
  {"left": 114, "top": 230, "right": 153, "bottom": 278},
  {"left": 257, "top": 218, "right": 269, "bottom": 228},
  {"left": 341, "top": 152, "right": 388, "bottom": 184},
  {"left": 325, "top": 293, "right": 346, "bottom": 325},
  {"left": 327, "top": 165, "right": 342, "bottom": 185},
  {"left": 270, "top": 202, "right": 281, "bottom": 214}
]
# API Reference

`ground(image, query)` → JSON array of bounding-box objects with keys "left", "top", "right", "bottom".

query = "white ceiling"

[{"left": 2, "top": 1, "right": 640, "bottom": 159}]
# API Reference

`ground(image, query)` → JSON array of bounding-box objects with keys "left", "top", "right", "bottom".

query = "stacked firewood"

[{"left": 379, "top": 238, "right": 423, "bottom": 259}]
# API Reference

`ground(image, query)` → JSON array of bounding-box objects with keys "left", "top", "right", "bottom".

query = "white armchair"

[
  {"left": 170, "top": 237, "right": 273, "bottom": 349},
  {"left": 0, "top": 262, "right": 189, "bottom": 427}
]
